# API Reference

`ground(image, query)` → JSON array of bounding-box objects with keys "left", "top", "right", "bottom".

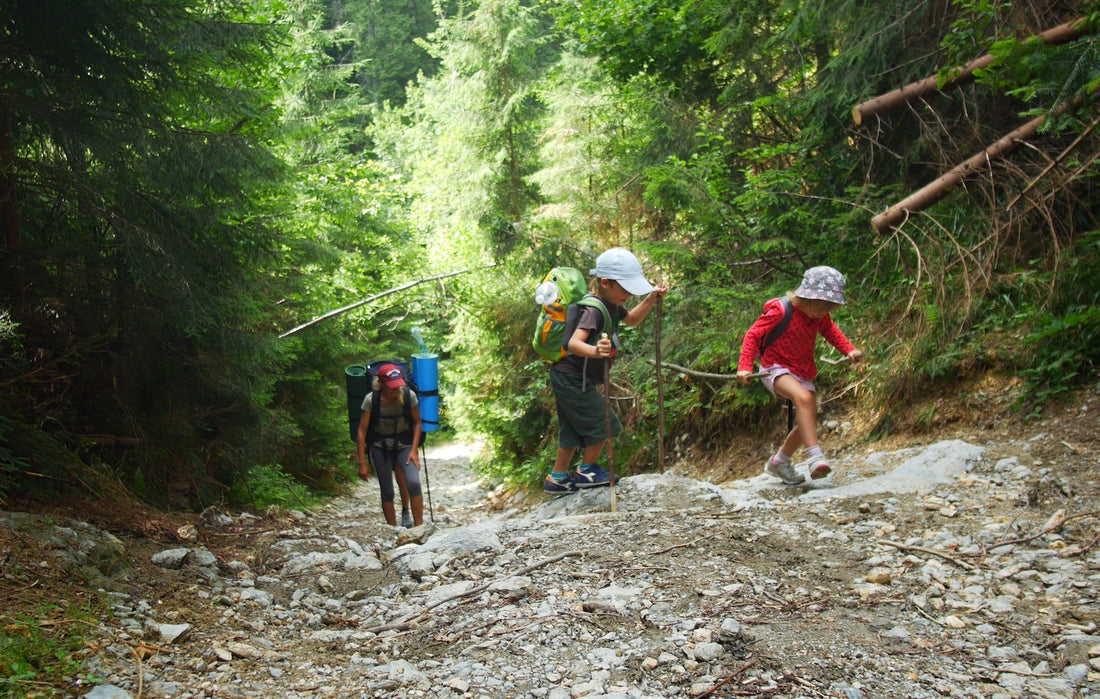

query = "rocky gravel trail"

[{"left": 13, "top": 396, "right": 1100, "bottom": 699}]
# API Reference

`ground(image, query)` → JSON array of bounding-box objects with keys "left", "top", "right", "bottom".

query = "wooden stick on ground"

[
  {"left": 877, "top": 539, "right": 976, "bottom": 570},
  {"left": 364, "top": 550, "right": 585, "bottom": 634}
]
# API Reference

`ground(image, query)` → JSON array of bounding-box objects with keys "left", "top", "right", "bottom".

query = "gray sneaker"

[
  {"left": 764, "top": 458, "right": 805, "bottom": 485},
  {"left": 808, "top": 456, "right": 831, "bottom": 480},
  {"left": 401, "top": 509, "right": 414, "bottom": 528}
]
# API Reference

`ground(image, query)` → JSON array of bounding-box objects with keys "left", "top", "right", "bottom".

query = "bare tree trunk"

[
  {"left": 852, "top": 19, "right": 1088, "bottom": 126},
  {"left": 0, "top": 120, "right": 25, "bottom": 309}
]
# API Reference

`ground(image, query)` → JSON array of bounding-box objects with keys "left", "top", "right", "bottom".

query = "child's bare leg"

[
  {"left": 773, "top": 375, "right": 818, "bottom": 454},
  {"left": 553, "top": 447, "right": 576, "bottom": 475},
  {"left": 581, "top": 440, "right": 606, "bottom": 466},
  {"left": 774, "top": 375, "right": 830, "bottom": 478}
]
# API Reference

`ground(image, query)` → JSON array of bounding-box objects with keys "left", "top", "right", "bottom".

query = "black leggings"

[{"left": 368, "top": 443, "right": 422, "bottom": 503}]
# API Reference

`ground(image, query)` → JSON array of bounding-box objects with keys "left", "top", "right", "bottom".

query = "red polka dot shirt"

[{"left": 738, "top": 297, "right": 855, "bottom": 381}]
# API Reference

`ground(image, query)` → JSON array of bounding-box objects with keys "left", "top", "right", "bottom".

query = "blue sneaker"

[
  {"left": 544, "top": 474, "right": 578, "bottom": 494},
  {"left": 574, "top": 464, "right": 619, "bottom": 488}
]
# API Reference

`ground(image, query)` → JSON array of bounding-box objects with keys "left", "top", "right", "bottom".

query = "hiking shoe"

[
  {"left": 764, "top": 458, "right": 805, "bottom": 485},
  {"left": 401, "top": 509, "right": 414, "bottom": 528},
  {"left": 574, "top": 464, "right": 619, "bottom": 488},
  {"left": 809, "top": 456, "right": 831, "bottom": 480},
  {"left": 544, "top": 474, "right": 578, "bottom": 494}
]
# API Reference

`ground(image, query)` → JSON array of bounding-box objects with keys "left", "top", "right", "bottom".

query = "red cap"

[{"left": 376, "top": 364, "right": 405, "bottom": 389}]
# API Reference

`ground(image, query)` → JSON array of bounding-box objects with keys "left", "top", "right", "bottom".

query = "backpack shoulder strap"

[
  {"left": 368, "top": 387, "right": 415, "bottom": 440},
  {"left": 368, "top": 389, "right": 381, "bottom": 436},
  {"left": 563, "top": 294, "right": 611, "bottom": 350},
  {"left": 402, "top": 386, "right": 414, "bottom": 423},
  {"left": 577, "top": 294, "right": 616, "bottom": 335},
  {"left": 761, "top": 296, "right": 793, "bottom": 352}
]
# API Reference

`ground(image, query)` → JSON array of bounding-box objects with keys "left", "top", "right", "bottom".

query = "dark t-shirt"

[{"left": 551, "top": 301, "right": 628, "bottom": 385}]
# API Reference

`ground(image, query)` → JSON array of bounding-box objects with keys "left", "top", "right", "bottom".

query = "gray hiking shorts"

[{"left": 550, "top": 370, "right": 622, "bottom": 449}]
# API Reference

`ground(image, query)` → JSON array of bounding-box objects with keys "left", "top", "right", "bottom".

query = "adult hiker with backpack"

[
  {"left": 543, "top": 247, "right": 668, "bottom": 494},
  {"left": 736, "top": 266, "right": 863, "bottom": 485},
  {"left": 356, "top": 362, "right": 425, "bottom": 527}
]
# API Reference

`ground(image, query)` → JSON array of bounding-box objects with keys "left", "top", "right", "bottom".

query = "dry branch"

[
  {"left": 852, "top": 18, "right": 1088, "bottom": 126},
  {"left": 647, "top": 533, "right": 719, "bottom": 556},
  {"left": 1007, "top": 115, "right": 1100, "bottom": 209},
  {"left": 277, "top": 264, "right": 495, "bottom": 338},
  {"left": 644, "top": 360, "right": 760, "bottom": 380},
  {"left": 877, "top": 539, "right": 976, "bottom": 570},
  {"left": 80, "top": 434, "right": 140, "bottom": 447},
  {"left": 871, "top": 110, "right": 1048, "bottom": 234},
  {"left": 646, "top": 357, "right": 847, "bottom": 379},
  {"left": 364, "top": 550, "right": 584, "bottom": 635},
  {"left": 693, "top": 659, "right": 757, "bottom": 698}
]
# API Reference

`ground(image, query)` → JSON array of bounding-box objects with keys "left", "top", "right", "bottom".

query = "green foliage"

[
  {"left": 338, "top": 0, "right": 447, "bottom": 107},
  {"left": 0, "top": 601, "right": 102, "bottom": 696},
  {"left": 1, "top": 0, "right": 296, "bottom": 508},
  {"left": 1018, "top": 308, "right": 1100, "bottom": 411},
  {"left": 229, "top": 464, "right": 319, "bottom": 510},
  {"left": 1016, "top": 231, "right": 1100, "bottom": 412},
  {"left": 0, "top": 418, "right": 31, "bottom": 505},
  {"left": 979, "top": 28, "right": 1100, "bottom": 124},
  {"left": 4, "top": 0, "right": 1098, "bottom": 513},
  {"left": 550, "top": 0, "right": 725, "bottom": 102},
  {"left": 939, "top": 0, "right": 1013, "bottom": 75}
]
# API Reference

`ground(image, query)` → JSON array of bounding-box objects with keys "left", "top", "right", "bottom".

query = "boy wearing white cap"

[
  {"left": 736, "top": 266, "right": 863, "bottom": 485},
  {"left": 545, "top": 248, "right": 668, "bottom": 493}
]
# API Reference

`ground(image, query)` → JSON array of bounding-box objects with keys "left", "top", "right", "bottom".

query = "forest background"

[{"left": 1, "top": 0, "right": 1098, "bottom": 513}]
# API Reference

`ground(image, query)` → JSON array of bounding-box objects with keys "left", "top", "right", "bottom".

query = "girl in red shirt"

[{"left": 737, "top": 266, "right": 863, "bottom": 485}]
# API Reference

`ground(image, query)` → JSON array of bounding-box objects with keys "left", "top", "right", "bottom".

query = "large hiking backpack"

[
  {"left": 365, "top": 358, "right": 418, "bottom": 393},
  {"left": 364, "top": 359, "right": 418, "bottom": 444},
  {"left": 531, "top": 267, "right": 590, "bottom": 362}
]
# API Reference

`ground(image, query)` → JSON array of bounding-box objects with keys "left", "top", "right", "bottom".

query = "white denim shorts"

[{"left": 761, "top": 365, "right": 816, "bottom": 396}]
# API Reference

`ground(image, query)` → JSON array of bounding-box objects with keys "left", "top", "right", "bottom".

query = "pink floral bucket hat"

[{"left": 796, "top": 266, "right": 846, "bottom": 305}]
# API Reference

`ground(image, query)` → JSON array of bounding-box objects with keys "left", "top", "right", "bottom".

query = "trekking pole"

[
  {"left": 655, "top": 294, "right": 665, "bottom": 473},
  {"left": 420, "top": 439, "right": 434, "bottom": 523},
  {"left": 601, "top": 333, "right": 616, "bottom": 512}
]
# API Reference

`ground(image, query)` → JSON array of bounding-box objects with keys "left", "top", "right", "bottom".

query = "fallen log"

[
  {"left": 852, "top": 18, "right": 1088, "bottom": 126},
  {"left": 870, "top": 83, "right": 1098, "bottom": 234},
  {"left": 870, "top": 110, "right": 1046, "bottom": 233}
]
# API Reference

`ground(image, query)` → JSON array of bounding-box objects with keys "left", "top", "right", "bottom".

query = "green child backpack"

[
  {"left": 532, "top": 266, "right": 613, "bottom": 362},
  {"left": 532, "top": 267, "right": 588, "bottom": 362}
]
